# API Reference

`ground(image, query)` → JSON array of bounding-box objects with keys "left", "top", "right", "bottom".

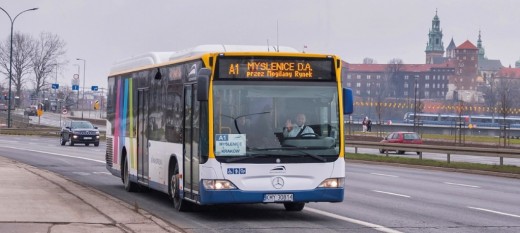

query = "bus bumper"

[{"left": 199, "top": 186, "right": 344, "bottom": 205}]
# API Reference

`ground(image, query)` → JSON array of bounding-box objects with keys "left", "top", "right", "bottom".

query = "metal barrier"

[{"left": 347, "top": 141, "right": 520, "bottom": 165}]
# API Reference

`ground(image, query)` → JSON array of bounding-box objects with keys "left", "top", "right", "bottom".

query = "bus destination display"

[{"left": 217, "top": 57, "right": 334, "bottom": 80}]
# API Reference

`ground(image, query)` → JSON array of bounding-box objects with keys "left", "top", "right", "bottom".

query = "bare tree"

[
  {"left": 31, "top": 32, "right": 67, "bottom": 97},
  {"left": 0, "top": 33, "right": 35, "bottom": 107},
  {"left": 386, "top": 58, "right": 403, "bottom": 98},
  {"left": 362, "top": 57, "right": 376, "bottom": 64}
]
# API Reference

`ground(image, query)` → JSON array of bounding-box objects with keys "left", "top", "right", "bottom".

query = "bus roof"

[{"left": 109, "top": 44, "right": 299, "bottom": 75}]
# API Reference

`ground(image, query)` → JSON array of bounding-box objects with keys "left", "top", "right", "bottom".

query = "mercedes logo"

[{"left": 271, "top": 177, "right": 285, "bottom": 189}]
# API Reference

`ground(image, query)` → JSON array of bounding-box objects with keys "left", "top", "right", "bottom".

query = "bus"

[{"left": 106, "top": 45, "right": 354, "bottom": 211}]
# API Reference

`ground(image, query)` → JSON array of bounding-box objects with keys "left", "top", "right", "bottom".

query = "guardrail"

[{"left": 347, "top": 141, "right": 520, "bottom": 165}]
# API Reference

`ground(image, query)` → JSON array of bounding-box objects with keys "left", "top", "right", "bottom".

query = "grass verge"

[{"left": 346, "top": 153, "right": 520, "bottom": 175}]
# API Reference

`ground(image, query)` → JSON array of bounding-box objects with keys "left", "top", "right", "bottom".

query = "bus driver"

[{"left": 283, "top": 113, "right": 314, "bottom": 138}]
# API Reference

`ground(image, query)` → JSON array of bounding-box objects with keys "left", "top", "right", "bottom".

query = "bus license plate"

[
  {"left": 263, "top": 194, "right": 293, "bottom": 202},
  {"left": 84, "top": 137, "right": 92, "bottom": 140}
]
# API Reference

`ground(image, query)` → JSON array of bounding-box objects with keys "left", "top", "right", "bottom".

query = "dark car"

[
  {"left": 24, "top": 106, "right": 37, "bottom": 116},
  {"left": 60, "top": 120, "right": 100, "bottom": 146},
  {"left": 379, "top": 131, "right": 423, "bottom": 155}
]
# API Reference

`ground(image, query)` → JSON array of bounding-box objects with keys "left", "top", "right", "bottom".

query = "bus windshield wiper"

[
  {"left": 281, "top": 148, "right": 327, "bottom": 162},
  {"left": 223, "top": 147, "right": 283, "bottom": 163},
  {"left": 224, "top": 153, "right": 271, "bottom": 163}
]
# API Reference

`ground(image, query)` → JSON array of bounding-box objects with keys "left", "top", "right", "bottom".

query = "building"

[
  {"left": 425, "top": 10, "right": 445, "bottom": 64},
  {"left": 343, "top": 63, "right": 453, "bottom": 100}
]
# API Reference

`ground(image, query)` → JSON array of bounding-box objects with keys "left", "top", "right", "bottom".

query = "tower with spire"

[
  {"left": 425, "top": 10, "right": 445, "bottom": 64},
  {"left": 477, "top": 30, "right": 486, "bottom": 61}
]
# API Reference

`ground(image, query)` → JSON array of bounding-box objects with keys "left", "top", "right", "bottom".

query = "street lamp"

[
  {"left": 76, "top": 58, "right": 86, "bottom": 119},
  {"left": 73, "top": 64, "right": 80, "bottom": 111},
  {"left": 0, "top": 6, "right": 38, "bottom": 128},
  {"left": 413, "top": 76, "right": 418, "bottom": 132}
]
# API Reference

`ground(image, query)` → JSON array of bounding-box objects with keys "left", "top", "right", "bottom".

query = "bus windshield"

[{"left": 213, "top": 81, "right": 340, "bottom": 162}]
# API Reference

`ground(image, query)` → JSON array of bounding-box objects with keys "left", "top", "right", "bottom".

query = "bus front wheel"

[
  {"left": 284, "top": 202, "right": 305, "bottom": 211},
  {"left": 170, "top": 164, "right": 190, "bottom": 211}
]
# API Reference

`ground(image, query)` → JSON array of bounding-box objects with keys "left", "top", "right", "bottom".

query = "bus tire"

[
  {"left": 170, "top": 163, "right": 190, "bottom": 211},
  {"left": 284, "top": 202, "right": 305, "bottom": 211},
  {"left": 123, "top": 158, "right": 138, "bottom": 192}
]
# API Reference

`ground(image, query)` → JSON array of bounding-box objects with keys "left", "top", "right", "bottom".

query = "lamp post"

[
  {"left": 0, "top": 6, "right": 38, "bottom": 128},
  {"left": 76, "top": 58, "right": 86, "bottom": 119},
  {"left": 413, "top": 76, "right": 418, "bottom": 132},
  {"left": 73, "top": 64, "right": 80, "bottom": 111}
]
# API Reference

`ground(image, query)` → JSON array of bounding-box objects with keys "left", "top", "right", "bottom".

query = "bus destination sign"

[{"left": 217, "top": 57, "right": 334, "bottom": 80}]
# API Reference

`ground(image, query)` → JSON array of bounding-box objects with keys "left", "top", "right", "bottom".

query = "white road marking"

[
  {"left": 468, "top": 206, "right": 520, "bottom": 218},
  {"left": 0, "top": 146, "right": 105, "bottom": 164},
  {"left": 72, "top": 172, "right": 91, "bottom": 176},
  {"left": 93, "top": 171, "right": 111, "bottom": 175},
  {"left": 370, "top": 173, "right": 398, "bottom": 178},
  {"left": 306, "top": 207, "right": 403, "bottom": 233},
  {"left": 443, "top": 182, "right": 480, "bottom": 188},
  {"left": 372, "top": 190, "right": 411, "bottom": 198}
]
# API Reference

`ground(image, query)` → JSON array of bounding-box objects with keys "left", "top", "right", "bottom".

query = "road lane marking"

[
  {"left": 370, "top": 173, "right": 399, "bottom": 178},
  {"left": 443, "top": 182, "right": 480, "bottom": 188},
  {"left": 93, "top": 171, "right": 112, "bottom": 175},
  {"left": 306, "top": 207, "right": 403, "bottom": 233},
  {"left": 468, "top": 206, "right": 520, "bottom": 218},
  {"left": 372, "top": 190, "right": 411, "bottom": 198},
  {"left": 0, "top": 146, "right": 105, "bottom": 164}
]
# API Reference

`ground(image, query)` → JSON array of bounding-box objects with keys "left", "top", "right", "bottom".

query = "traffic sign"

[
  {"left": 62, "top": 108, "right": 68, "bottom": 115},
  {"left": 72, "top": 85, "right": 79, "bottom": 90},
  {"left": 91, "top": 86, "right": 98, "bottom": 91},
  {"left": 73, "top": 74, "right": 79, "bottom": 80},
  {"left": 52, "top": 83, "right": 59, "bottom": 89},
  {"left": 94, "top": 100, "right": 100, "bottom": 110}
]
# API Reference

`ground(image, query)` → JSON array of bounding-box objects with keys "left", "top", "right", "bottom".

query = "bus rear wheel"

[
  {"left": 284, "top": 202, "right": 305, "bottom": 211},
  {"left": 170, "top": 164, "right": 190, "bottom": 211},
  {"left": 123, "top": 159, "right": 138, "bottom": 192}
]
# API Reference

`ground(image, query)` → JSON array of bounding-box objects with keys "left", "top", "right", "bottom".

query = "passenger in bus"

[{"left": 283, "top": 113, "right": 315, "bottom": 138}]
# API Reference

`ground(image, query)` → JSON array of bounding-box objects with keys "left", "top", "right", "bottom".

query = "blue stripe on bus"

[{"left": 199, "top": 185, "right": 344, "bottom": 204}]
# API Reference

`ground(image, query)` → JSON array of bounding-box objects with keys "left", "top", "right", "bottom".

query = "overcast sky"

[{"left": 1, "top": 0, "right": 519, "bottom": 89}]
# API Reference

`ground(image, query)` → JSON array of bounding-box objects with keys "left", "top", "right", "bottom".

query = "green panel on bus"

[{"left": 216, "top": 56, "right": 335, "bottom": 80}]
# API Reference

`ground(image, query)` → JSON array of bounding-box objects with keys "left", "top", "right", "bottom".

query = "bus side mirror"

[
  {"left": 197, "top": 68, "right": 211, "bottom": 101},
  {"left": 343, "top": 88, "right": 353, "bottom": 115}
]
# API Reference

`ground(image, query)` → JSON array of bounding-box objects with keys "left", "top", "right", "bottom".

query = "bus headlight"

[
  {"left": 202, "top": 179, "right": 237, "bottom": 190},
  {"left": 318, "top": 178, "right": 344, "bottom": 188}
]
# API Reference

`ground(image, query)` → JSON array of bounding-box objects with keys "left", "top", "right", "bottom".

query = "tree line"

[{"left": 0, "top": 31, "right": 67, "bottom": 107}]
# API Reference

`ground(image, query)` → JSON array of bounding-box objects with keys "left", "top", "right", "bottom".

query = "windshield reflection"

[{"left": 213, "top": 82, "right": 340, "bottom": 161}]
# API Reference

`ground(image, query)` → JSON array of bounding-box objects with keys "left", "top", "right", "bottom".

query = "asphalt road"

[
  {"left": 0, "top": 135, "right": 519, "bottom": 233},
  {"left": 345, "top": 146, "right": 520, "bottom": 166}
]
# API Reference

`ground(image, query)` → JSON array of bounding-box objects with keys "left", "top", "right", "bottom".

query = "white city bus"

[{"left": 105, "top": 45, "right": 354, "bottom": 211}]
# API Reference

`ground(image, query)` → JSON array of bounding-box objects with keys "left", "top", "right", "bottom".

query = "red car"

[{"left": 380, "top": 131, "right": 423, "bottom": 155}]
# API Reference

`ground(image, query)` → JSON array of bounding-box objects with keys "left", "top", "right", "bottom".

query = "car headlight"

[
  {"left": 72, "top": 135, "right": 78, "bottom": 139},
  {"left": 202, "top": 179, "right": 237, "bottom": 190},
  {"left": 318, "top": 178, "right": 344, "bottom": 188}
]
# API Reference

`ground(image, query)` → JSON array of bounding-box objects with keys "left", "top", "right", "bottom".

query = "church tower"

[
  {"left": 446, "top": 38, "right": 456, "bottom": 58},
  {"left": 477, "top": 30, "right": 486, "bottom": 61},
  {"left": 425, "top": 10, "right": 445, "bottom": 64}
]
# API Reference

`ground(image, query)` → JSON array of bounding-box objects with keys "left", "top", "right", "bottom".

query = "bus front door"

[
  {"left": 183, "top": 84, "right": 200, "bottom": 200},
  {"left": 137, "top": 89, "right": 149, "bottom": 184}
]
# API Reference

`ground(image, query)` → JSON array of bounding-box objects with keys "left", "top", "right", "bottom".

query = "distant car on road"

[
  {"left": 379, "top": 131, "right": 423, "bottom": 155},
  {"left": 60, "top": 120, "right": 100, "bottom": 146},
  {"left": 24, "top": 106, "right": 37, "bottom": 116},
  {"left": 0, "top": 104, "right": 7, "bottom": 111}
]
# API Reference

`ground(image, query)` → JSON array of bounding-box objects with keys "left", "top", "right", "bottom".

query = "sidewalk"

[{"left": 0, "top": 156, "right": 182, "bottom": 233}]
